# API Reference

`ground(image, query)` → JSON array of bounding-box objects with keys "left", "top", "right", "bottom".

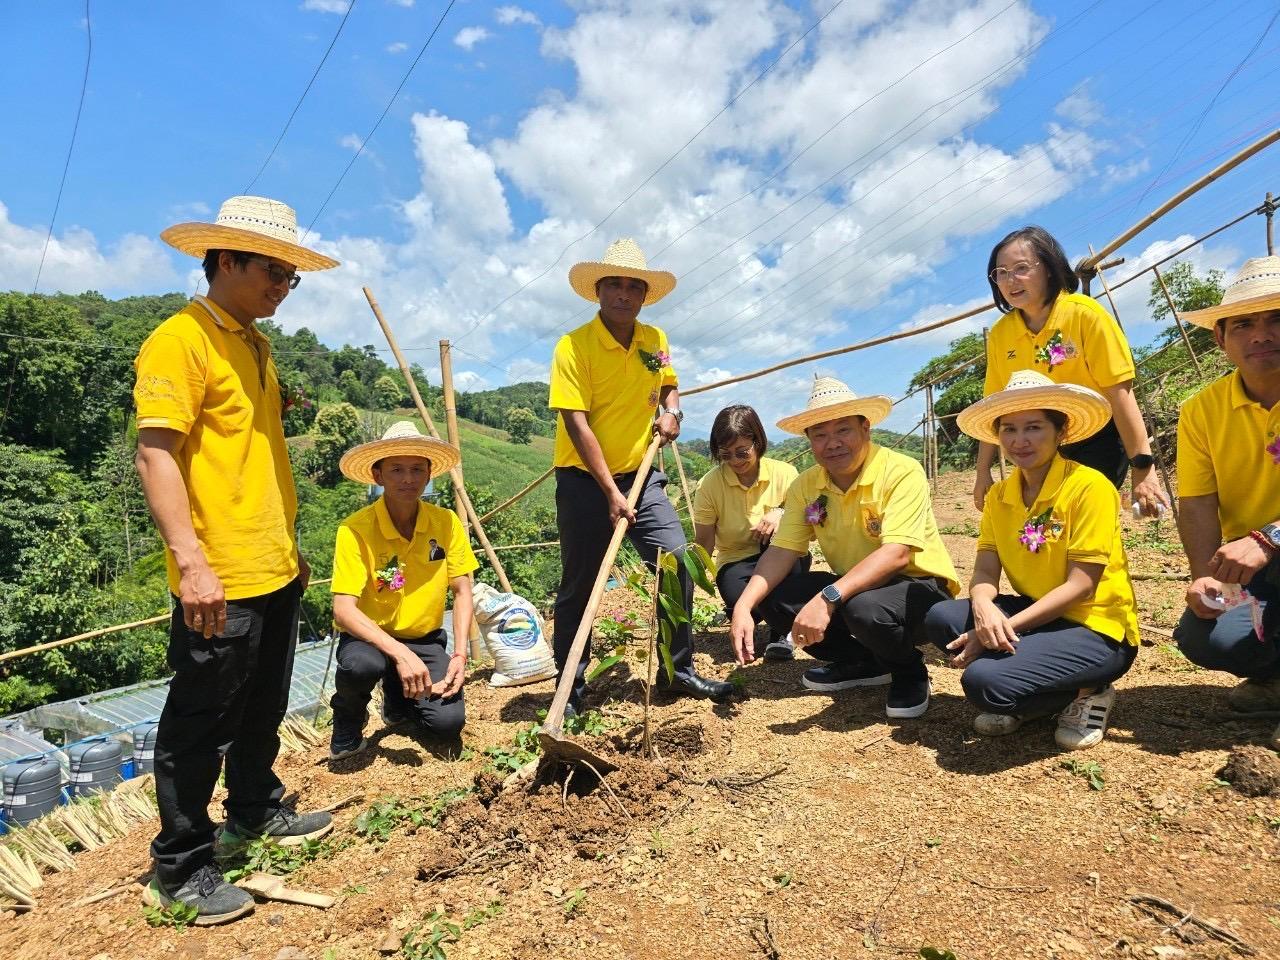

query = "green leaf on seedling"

[
  {"left": 680, "top": 545, "right": 717, "bottom": 595},
  {"left": 925, "top": 837, "right": 942, "bottom": 848},
  {"left": 919, "top": 949, "right": 959, "bottom": 960},
  {"left": 659, "top": 552, "right": 680, "bottom": 575},
  {"left": 586, "top": 654, "right": 624, "bottom": 681},
  {"left": 658, "top": 638, "right": 676, "bottom": 685},
  {"left": 658, "top": 591, "right": 689, "bottom": 625}
]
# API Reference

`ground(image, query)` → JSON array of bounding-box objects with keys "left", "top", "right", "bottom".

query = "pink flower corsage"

[
  {"left": 639, "top": 349, "right": 671, "bottom": 373},
  {"left": 804, "top": 494, "right": 828, "bottom": 527},
  {"left": 1034, "top": 331, "right": 1069, "bottom": 369},
  {"left": 375, "top": 555, "right": 406, "bottom": 592},
  {"left": 281, "top": 383, "right": 312, "bottom": 415},
  {"left": 1267, "top": 435, "right": 1280, "bottom": 465},
  {"left": 1018, "top": 507, "right": 1057, "bottom": 553}
]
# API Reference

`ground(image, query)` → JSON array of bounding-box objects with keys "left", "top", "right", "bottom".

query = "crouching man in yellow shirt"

[
  {"left": 1173, "top": 257, "right": 1280, "bottom": 750},
  {"left": 327, "top": 423, "right": 478, "bottom": 760},
  {"left": 729, "top": 377, "right": 959, "bottom": 719}
]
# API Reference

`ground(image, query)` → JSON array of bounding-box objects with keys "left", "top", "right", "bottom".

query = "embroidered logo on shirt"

[
  {"left": 136, "top": 374, "right": 177, "bottom": 403},
  {"left": 862, "top": 508, "right": 882, "bottom": 538}
]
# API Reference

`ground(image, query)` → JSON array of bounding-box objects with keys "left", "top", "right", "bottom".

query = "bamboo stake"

[
  {"left": 439, "top": 339, "right": 468, "bottom": 533},
  {"left": 363, "top": 287, "right": 513, "bottom": 593},
  {"left": 1152, "top": 265, "right": 1203, "bottom": 376},
  {"left": 924, "top": 384, "right": 937, "bottom": 491},
  {"left": 478, "top": 466, "right": 554, "bottom": 523},
  {"left": 980, "top": 326, "right": 1006, "bottom": 482},
  {"left": 1088, "top": 244, "right": 1124, "bottom": 330},
  {"left": 669, "top": 441, "right": 695, "bottom": 519},
  {"left": 1266, "top": 190, "right": 1276, "bottom": 255},
  {"left": 1080, "top": 129, "right": 1280, "bottom": 272}
]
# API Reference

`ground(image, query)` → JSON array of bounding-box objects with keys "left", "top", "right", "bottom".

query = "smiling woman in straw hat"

[
  {"left": 924, "top": 370, "right": 1139, "bottom": 751},
  {"left": 1171, "top": 255, "right": 1280, "bottom": 749},
  {"left": 326, "top": 422, "right": 477, "bottom": 762},
  {"left": 728, "top": 375, "right": 959, "bottom": 721},
  {"left": 135, "top": 195, "right": 339, "bottom": 925}
]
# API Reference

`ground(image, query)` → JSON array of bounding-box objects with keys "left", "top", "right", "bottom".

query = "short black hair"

[
  {"left": 202, "top": 248, "right": 252, "bottom": 284},
  {"left": 709, "top": 405, "right": 767, "bottom": 462},
  {"left": 994, "top": 408, "right": 1068, "bottom": 435},
  {"left": 987, "top": 225, "right": 1078, "bottom": 314}
]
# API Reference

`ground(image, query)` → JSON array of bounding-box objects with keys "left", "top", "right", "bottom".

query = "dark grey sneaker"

[
  {"left": 762, "top": 633, "right": 795, "bottom": 662},
  {"left": 143, "top": 863, "right": 254, "bottom": 925},
  {"left": 330, "top": 710, "right": 368, "bottom": 760},
  {"left": 886, "top": 674, "right": 931, "bottom": 719},
  {"left": 801, "top": 660, "right": 891, "bottom": 692},
  {"left": 218, "top": 807, "right": 334, "bottom": 850}
]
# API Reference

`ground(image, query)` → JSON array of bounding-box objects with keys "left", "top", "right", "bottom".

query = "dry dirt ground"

[{"left": 3, "top": 470, "right": 1278, "bottom": 960}]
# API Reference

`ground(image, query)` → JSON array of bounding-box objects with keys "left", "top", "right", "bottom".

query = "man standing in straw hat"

[
  {"left": 550, "top": 238, "right": 734, "bottom": 709},
  {"left": 134, "top": 197, "right": 339, "bottom": 923},
  {"left": 728, "top": 376, "right": 959, "bottom": 718},
  {"left": 327, "top": 422, "right": 476, "bottom": 760},
  {"left": 1173, "top": 256, "right": 1280, "bottom": 749}
]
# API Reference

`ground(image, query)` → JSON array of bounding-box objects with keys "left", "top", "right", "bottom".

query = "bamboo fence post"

[
  {"left": 924, "top": 384, "right": 937, "bottom": 492},
  {"left": 439, "top": 339, "right": 469, "bottom": 534},
  {"left": 1151, "top": 265, "right": 1203, "bottom": 376},
  {"left": 1266, "top": 190, "right": 1275, "bottom": 255},
  {"left": 1088, "top": 245, "right": 1124, "bottom": 330},
  {"left": 363, "top": 287, "right": 513, "bottom": 593},
  {"left": 669, "top": 441, "right": 695, "bottom": 520},
  {"left": 981, "top": 326, "right": 1006, "bottom": 482}
]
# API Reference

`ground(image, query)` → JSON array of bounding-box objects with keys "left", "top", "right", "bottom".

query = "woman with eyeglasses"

[
  {"left": 973, "top": 225, "right": 1169, "bottom": 518},
  {"left": 693, "top": 405, "right": 808, "bottom": 661}
]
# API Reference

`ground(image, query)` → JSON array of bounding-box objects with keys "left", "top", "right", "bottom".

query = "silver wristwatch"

[{"left": 661, "top": 407, "right": 684, "bottom": 423}]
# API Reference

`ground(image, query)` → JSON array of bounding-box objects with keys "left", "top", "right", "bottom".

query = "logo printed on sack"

[{"left": 495, "top": 610, "right": 540, "bottom": 650}]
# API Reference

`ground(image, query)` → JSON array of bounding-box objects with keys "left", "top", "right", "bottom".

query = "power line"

[
  {"left": 302, "top": 0, "right": 458, "bottom": 241},
  {"left": 243, "top": 0, "right": 359, "bottom": 194},
  {"left": 33, "top": 0, "right": 93, "bottom": 294}
]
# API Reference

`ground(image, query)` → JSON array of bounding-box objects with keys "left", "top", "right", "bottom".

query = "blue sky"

[{"left": 3, "top": 0, "right": 1279, "bottom": 437}]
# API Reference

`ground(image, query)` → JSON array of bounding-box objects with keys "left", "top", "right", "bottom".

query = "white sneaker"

[
  {"left": 1055, "top": 686, "right": 1116, "bottom": 750},
  {"left": 973, "top": 713, "right": 1023, "bottom": 737}
]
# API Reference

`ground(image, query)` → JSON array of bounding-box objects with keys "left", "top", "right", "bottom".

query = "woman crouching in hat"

[
  {"left": 327, "top": 422, "right": 478, "bottom": 760},
  {"left": 924, "top": 371, "right": 1140, "bottom": 749},
  {"left": 692, "top": 405, "right": 808, "bottom": 662}
]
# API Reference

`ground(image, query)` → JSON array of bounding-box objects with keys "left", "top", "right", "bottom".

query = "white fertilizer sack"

[{"left": 472, "top": 582, "right": 557, "bottom": 687}]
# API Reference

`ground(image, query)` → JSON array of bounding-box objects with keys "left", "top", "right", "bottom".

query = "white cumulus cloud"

[
  {"left": 495, "top": 5, "right": 541, "bottom": 27},
  {"left": 453, "top": 26, "right": 491, "bottom": 51}
]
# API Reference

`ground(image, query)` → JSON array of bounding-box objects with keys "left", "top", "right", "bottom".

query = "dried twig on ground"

[
  {"left": 580, "top": 759, "right": 633, "bottom": 823},
  {"left": 864, "top": 848, "right": 910, "bottom": 948},
  {"left": 750, "top": 914, "right": 782, "bottom": 959},
  {"left": 1128, "top": 892, "right": 1256, "bottom": 956},
  {"left": 700, "top": 764, "right": 789, "bottom": 795}
]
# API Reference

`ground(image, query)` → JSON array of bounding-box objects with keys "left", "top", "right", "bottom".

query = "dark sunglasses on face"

[
  {"left": 725, "top": 445, "right": 755, "bottom": 461},
  {"left": 246, "top": 255, "right": 301, "bottom": 289}
]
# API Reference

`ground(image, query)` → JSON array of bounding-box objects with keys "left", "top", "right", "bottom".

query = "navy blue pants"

[
  {"left": 554, "top": 465, "right": 694, "bottom": 704},
  {"left": 330, "top": 630, "right": 465, "bottom": 737},
  {"left": 924, "top": 595, "right": 1137, "bottom": 718},
  {"left": 1174, "top": 560, "right": 1280, "bottom": 679},
  {"left": 716, "top": 552, "right": 811, "bottom": 636}
]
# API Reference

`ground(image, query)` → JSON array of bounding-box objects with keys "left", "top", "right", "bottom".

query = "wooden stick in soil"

[
  {"left": 439, "top": 339, "right": 467, "bottom": 531},
  {"left": 643, "top": 549, "right": 664, "bottom": 762},
  {"left": 982, "top": 326, "right": 1006, "bottom": 482},
  {"left": 669, "top": 441, "right": 695, "bottom": 517},
  {"left": 536, "top": 433, "right": 663, "bottom": 773},
  {"left": 363, "top": 287, "right": 513, "bottom": 593},
  {"left": 1151, "top": 265, "right": 1203, "bottom": 377}
]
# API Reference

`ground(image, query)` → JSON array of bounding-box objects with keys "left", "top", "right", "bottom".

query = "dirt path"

[{"left": 3, "top": 470, "right": 1277, "bottom": 960}]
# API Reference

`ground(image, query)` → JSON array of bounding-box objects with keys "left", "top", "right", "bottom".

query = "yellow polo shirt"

[
  {"left": 772, "top": 445, "right": 959, "bottom": 595},
  {"left": 692, "top": 458, "right": 799, "bottom": 565},
  {"left": 984, "top": 293, "right": 1135, "bottom": 397},
  {"left": 331, "top": 497, "right": 479, "bottom": 639},
  {"left": 549, "top": 314, "right": 678, "bottom": 474},
  {"left": 133, "top": 295, "right": 298, "bottom": 600},
  {"left": 1177, "top": 370, "right": 1280, "bottom": 540},
  {"left": 977, "top": 456, "right": 1138, "bottom": 645}
]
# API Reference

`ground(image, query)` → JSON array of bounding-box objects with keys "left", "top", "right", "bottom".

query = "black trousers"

[
  {"left": 554, "top": 465, "right": 694, "bottom": 704},
  {"left": 151, "top": 577, "right": 301, "bottom": 889},
  {"left": 759, "top": 571, "right": 952, "bottom": 678},
  {"left": 1061, "top": 417, "right": 1127, "bottom": 489},
  {"left": 717, "top": 552, "right": 812, "bottom": 637},
  {"left": 331, "top": 630, "right": 465, "bottom": 736}
]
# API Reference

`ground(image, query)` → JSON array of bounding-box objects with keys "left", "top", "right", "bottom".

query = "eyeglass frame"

[
  {"left": 988, "top": 259, "right": 1040, "bottom": 286},
  {"left": 723, "top": 443, "right": 758, "bottom": 462},
  {"left": 245, "top": 255, "right": 301, "bottom": 290}
]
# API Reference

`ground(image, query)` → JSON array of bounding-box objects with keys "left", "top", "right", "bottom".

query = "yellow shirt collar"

[
  {"left": 592, "top": 313, "right": 635, "bottom": 353},
  {"left": 820, "top": 443, "right": 885, "bottom": 496},
  {"left": 722, "top": 461, "right": 772, "bottom": 491},
  {"left": 1002, "top": 453, "right": 1070, "bottom": 510},
  {"left": 192, "top": 294, "right": 249, "bottom": 333},
  {"left": 373, "top": 496, "right": 430, "bottom": 544},
  {"left": 1228, "top": 369, "right": 1266, "bottom": 410}
]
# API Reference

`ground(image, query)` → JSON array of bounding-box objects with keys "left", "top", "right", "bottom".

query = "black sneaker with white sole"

[
  {"left": 885, "top": 673, "right": 930, "bottom": 719},
  {"left": 801, "top": 660, "right": 892, "bottom": 692},
  {"left": 143, "top": 863, "right": 254, "bottom": 925},
  {"left": 216, "top": 807, "right": 334, "bottom": 851}
]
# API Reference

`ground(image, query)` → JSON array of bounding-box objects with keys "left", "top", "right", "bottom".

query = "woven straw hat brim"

[
  {"left": 956, "top": 384, "right": 1111, "bottom": 446},
  {"left": 1179, "top": 290, "right": 1280, "bottom": 329},
  {"left": 161, "top": 223, "right": 339, "bottom": 271},
  {"left": 776, "top": 396, "right": 893, "bottom": 435},
  {"left": 339, "top": 436, "right": 461, "bottom": 485},
  {"left": 568, "top": 261, "right": 677, "bottom": 304}
]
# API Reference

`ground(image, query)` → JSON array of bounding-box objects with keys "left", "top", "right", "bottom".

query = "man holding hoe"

[{"left": 549, "top": 239, "right": 734, "bottom": 711}]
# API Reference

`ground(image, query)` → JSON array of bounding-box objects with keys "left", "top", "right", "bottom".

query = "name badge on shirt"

[{"left": 427, "top": 539, "right": 446, "bottom": 562}]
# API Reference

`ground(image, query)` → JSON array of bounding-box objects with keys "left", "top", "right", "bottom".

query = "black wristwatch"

[
  {"left": 820, "top": 584, "right": 843, "bottom": 606},
  {"left": 1260, "top": 523, "right": 1280, "bottom": 551},
  {"left": 1129, "top": 454, "right": 1155, "bottom": 470}
]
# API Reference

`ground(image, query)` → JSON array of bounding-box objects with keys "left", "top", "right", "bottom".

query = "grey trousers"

[{"left": 554, "top": 465, "right": 694, "bottom": 705}]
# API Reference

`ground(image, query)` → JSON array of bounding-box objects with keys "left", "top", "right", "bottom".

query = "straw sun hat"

[
  {"left": 1179, "top": 255, "right": 1280, "bottom": 329},
  {"left": 339, "top": 421, "right": 461, "bottom": 486},
  {"left": 161, "top": 195, "right": 339, "bottom": 271},
  {"left": 776, "top": 375, "right": 893, "bottom": 435},
  {"left": 568, "top": 238, "right": 676, "bottom": 304},
  {"left": 956, "top": 370, "right": 1110, "bottom": 446}
]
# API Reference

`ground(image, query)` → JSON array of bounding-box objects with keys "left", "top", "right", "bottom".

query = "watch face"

[
  {"left": 821, "top": 585, "right": 842, "bottom": 604},
  {"left": 1265, "top": 525, "right": 1280, "bottom": 548}
]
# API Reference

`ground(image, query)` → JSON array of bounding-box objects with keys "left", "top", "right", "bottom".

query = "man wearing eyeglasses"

[{"left": 133, "top": 197, "right": 339, "bottom": 925}]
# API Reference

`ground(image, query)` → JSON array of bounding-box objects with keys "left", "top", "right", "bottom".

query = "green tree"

[
  {"left": 503, "top": 405, "right": 537, "bottom": 444},
  {"left": 338, "top": 368, "right": 367, "bottom": 407},
  {"left": 908, "top": 331, "right": 986, "bottom": 470},
  {"left": 312, "top": 402, "right": 363, "bottom": 485},
  {"left": 374, "top": 374, "right": 406, "bottom": 411}
]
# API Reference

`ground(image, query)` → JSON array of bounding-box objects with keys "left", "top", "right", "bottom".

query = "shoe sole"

[
  {"left": 801, "top": 672, "right": 891, "bottom": 692},
  {"left": 216, "top": 819, "right": 335, "bottom": 851},
  {"left": 142, "top": 885, "right": 255, "bottom": 926},
  {"left": 762, "top": 647, "right": 794, "bottom": 662},
  {"left": 885, "top": 685, "right": 931, "bottom": 719}
]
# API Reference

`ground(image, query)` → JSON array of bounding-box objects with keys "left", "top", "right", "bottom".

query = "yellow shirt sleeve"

[
  {"left": 877, "top": 463, "right": 930, "bottom": 551},
  {"left": 548, "top": 334, "right": 590, "bottom": 412},
  {"left": 1078, "top": 302, "right": 1136, "bottom": 388},
  {"left": 1175, "top": 397, "right": 1217, "bottom": 498},
  {"left": 691, "top": 471, "right": 719, "bottom": 527},
  {"left": 1064, "top": 474, "right": 1118, "bottom": 565},
  {"left": 330, "top": 523, "right": 369, "bottom": 596},
  {"left": 657, "top": 327, "right": 678, "bottom": 388},
  {"left": 133, "top": 331, "right": 207, "bottom": 433},
  {"left": 771, "top": 478, "right": 815, "bottom": 554},
  {"left": 445, "top": 510, "right": 480, "bottom": 579},
  {"left": 976, "top": 495, "right": 998, "bottom": 553}
]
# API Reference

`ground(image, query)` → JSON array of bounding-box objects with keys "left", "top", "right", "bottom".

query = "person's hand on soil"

[
  {"left": 1186, "top": 576, "right": 1226, "bottom": 619},
  {"left": 394, "top": 646, "right": 433, "bottom": 699},
  {"left": 750, "top": 508, "right": 783, "bottom": 544},
  {"left": 730, "top": 605, "right": 758, "bottom": 664},
  {"left": 970, "top": 597, "right": 1018, "bottom": 653},
  {"left": 1208, "top": 535, "right": 1272, "bottom": 585},
  {"left": 946, "top": 631, "right": 984, "bottom": 668},
  {"left": 791, "top": 594, "right": 831, "bottom": 648},
  {"left": 434, "top": 655, "right": 466, "bottom": 698}
]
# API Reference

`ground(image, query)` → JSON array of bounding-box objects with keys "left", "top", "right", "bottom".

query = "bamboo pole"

[
  {"left": 439, "top": 339, "right": 468, "bottom": 533},
  {"left": 1089, "top": 244, "right": 1124, "bottom": 330},
  {"left": 1152, "top": 265, "right": 1203, "bottom": 376},
  {"left": 980, "top": 326, "right": 1006, "bottom": 482},
  {"left": 924, "top": 384, "right": 937, "bottom": 491},
  {"left": 363, "top": 287, "right": 513, "bottom": 593},
  {"left": 1079, "top": 128, "right": 1280, "bottom": 272},
  {"left": 669, "top": 441, "right": 695, "bottom": 519},
  {"left": 1266, "top": 190, "right": 1275, "bottom": 255},
  {"left": 478, "top": 467, "right": 554, "bottom": 523}
]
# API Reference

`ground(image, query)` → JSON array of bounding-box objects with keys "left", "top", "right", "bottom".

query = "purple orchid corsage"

[
  {"left": 805, "top": 494, "right": 828, "bottom": 527},
  {"left": 375, "top": 555, "right": 406, "bottom": 592},
  {"left": 1267, "top": 435, "right": 1280, "bottom": 465},
  {"left": 1034, "top": 331, "right": 1070, "bottom": 369},
  {"left": 1018, "top": 507, "right": 1059, "bottom": 553}
]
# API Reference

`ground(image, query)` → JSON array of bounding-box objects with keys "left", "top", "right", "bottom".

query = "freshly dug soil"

[{"left": 1219, "top": 745, "right": 1280, "bottom": 797}]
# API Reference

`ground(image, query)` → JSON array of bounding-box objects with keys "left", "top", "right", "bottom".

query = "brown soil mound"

[{"left": 1219, "top": 744, "right": 1280, "bottom": 796}]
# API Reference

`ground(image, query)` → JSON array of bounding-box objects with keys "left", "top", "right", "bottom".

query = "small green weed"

[
  {"left": 401, "top": 901, "right": 504, "bottom": 959},
  {"left": 221, "top": 835, "right": 337, "bottom": 882},
  {"left": 142, "top": 899, "right": 199, "bottom": 930},
  {"left": 691, "top": 597, "right": 724, "bottom": 631},
  {"left": 728, "top": 669, "right": 748, "bottom": 693},
  {"left": 595, "top": 613, "right": 638, "bottom": 645},
  {"left": 461, "top": 899, "right": 504, "bottom": 929},
  {"left": 563, "top": 708, "right": 619, "bottom": 737},
  {"left": 355, "top": 787, "right": 474, "bottom": 844},
  {"left": 1157, "top": 643, "right": 1202, "bottom": 672},
  {"left": 648, "top": 827, "right": 669, "bottom": 859},
  {"left": 919, "top": 949, "right": 959, "bottom": 960},
  {"left": 563, "top": 888, "right": 588, "bottom": 916},
  {"left": 939, "top": 521, "right": 979, "bottom": 538},
  {"left": 771, "top": 872, "right": 792, "bottom": 888},
  {"left": 481, "top": 723, "right": 541, "bottom": 774},
  {"left": 341, "top": 883, "right": 368, "bottom": 896},
  {"left": 925, "top": 837, "right": 942, "bottom": 848},
  {"left": 1060, "top": 758, "right": 1106, "bottom": 791}
]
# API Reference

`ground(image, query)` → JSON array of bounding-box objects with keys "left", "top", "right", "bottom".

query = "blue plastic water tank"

[
  {"left": 66, "top": 736, "right": 123, "bottom": 798},
  {"left": 3, "top": 755, "right": 64, "bottom": 824}
]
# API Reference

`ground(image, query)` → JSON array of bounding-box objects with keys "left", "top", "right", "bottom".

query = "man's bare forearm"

[
  {"left": 1178, "top": 494, "right": 1222, "bottom": 580},
  {"left": 135, "top": 441, "right": 204, "bottom": 571}
]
